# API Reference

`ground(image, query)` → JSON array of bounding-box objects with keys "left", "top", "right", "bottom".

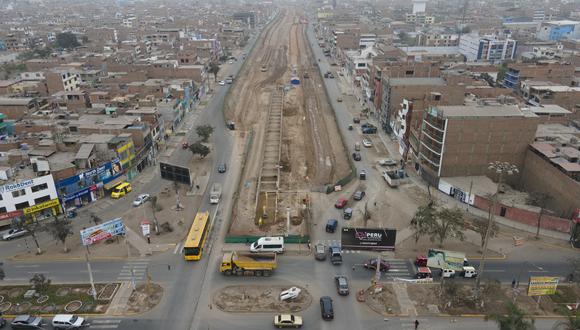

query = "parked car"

[
  {"left": 10, "top": 315, "right": 43, "bottom": 329},
  {"left": 353, "top": 190, "right": 365, "bottom": 201},
  {"left": 51, "top": 314, "right": 86, "bottom": 329},
  {"left": 353, "top": 116, "right": 360, "bottom": 123},
  {"left": 362, "top": 138, "right": 372, "bottom": 148},
  {"left": 2, "top": 228, "right": 28, "bottom": 240},
  {"left": 335, "top": 275, "right": 350, "bottom": 296},
  {"left": 217, "top": 163, "right": 227, "bottom": 173},
  {"left": 280, "top": 287, "right": 302, "bottom": 301},
  {"left": 343, "top": 208, "right": 353, "bottom": 220},
  {"left": 218, "top": 80, "right": 225, "bottom": 86},
  {"left": 319, "top": 296, "right": 334, "bottom": 320},
  {"left": 352, "top": 152, "right": 361, "bottom": 161},
  {"left": 334, "top": 198, "right": 348, "bottom": 209},
  {"left": 363, "top": 258, "right": 391, "bottom": 272},
  {"left": 362, "top": 126, "right": 377, "bottom": 134},
  {"left": 336, "top": 96, "right": 342, "bottom": 102},
  {"left": 314, "top": 243, "right": 327, "bottom": 261},
  {"left": 132, "top": 194, "right": 150, "bottom": 207},
  {"left": 416, "top": 267, "right": 433, "bottom": 279},
  {"left": 273, "top": 314, "right": 303, "bottom": 328},
  {"left": 359, "top": 170, "right": 367, "bottom": 180},
  {"left": 0, "top": 316, "right": 5, "bottom": 328},
  {"left": 378, "top": 158, "right": 397, "bottom": 167}
]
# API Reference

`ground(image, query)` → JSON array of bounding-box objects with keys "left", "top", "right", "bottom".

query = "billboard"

[
  {"left": 426, "top": 249, "right": 466, "bottom": 271},
  {"left": 528, "top": 276, "right": 559, "bottom": 296},
  {"left": 160, "top": 162, "right": 192, "bottom": 185},
  {"left": 80, "top": 218, "right": 126, "bottom": 246},
  {"left": 341, "top": 228, "right": 396, "bottom": 251}
]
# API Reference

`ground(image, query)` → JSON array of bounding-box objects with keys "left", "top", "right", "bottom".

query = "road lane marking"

[
  {"left": 484, "top": 270, "right": 506, "bottom": 272},
  {"left": 92, "top": 320, "right": 122, "bottom": 324},
  {"left": 12, "top": 265, "right": 40, "bottom": 268},
  {"left": 174, "top": 242, "right": 182, "bottom": 254}
]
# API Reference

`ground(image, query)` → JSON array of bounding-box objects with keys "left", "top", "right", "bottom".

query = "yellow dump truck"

[{"left": 220, "top": 251, "right": 277, "bottom": 276}]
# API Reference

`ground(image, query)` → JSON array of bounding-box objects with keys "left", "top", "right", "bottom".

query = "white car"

[
  {"left": 362, "top": 138, "right": 372, "bottom": 148},
  {"left": 2, "top": 228, "right": 28, "bottom": 240},
  {"left": 52, "top": 314, "right": 86, "bottom": 329},
  {"left": 378, "top": 158, "right": 397, "bottom": 167},
  {"left": 280, "top": 286, "right": 301, "bottom": 301},
  {"left": 133, "top": 193, "right": 150, "bottom": 207},
  {"left": 218, "top": 80, "right": 225, "bottom": 86}
]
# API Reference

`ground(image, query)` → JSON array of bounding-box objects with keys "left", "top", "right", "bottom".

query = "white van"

[{"left": 250, "top": 236, "right": 284, "bottom": 253}]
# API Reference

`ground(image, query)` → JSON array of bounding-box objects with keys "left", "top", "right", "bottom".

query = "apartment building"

[
  {"left": 521, "top": 80, "right": 580, "bottom": 119},
  {"left": 45, "top": 68, "right": 81, "bottom": 94},
  {"left": 502, "top": 62, "right": 575, "bottom": 90},
  {"left": 459, "top": 34, "right": 517, "bottom": 63},
  {"left": 417, "top": 105, "right": 538, "bottom": 183},
  {"left": 416, "top": 32, "right": 459, "bottom": 47},
  {"left": 537, "top": 20, "right": 580, "bottom": 41}
]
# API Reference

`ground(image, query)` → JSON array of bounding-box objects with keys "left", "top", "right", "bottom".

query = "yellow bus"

[{"left": 183, "top": 211, "right": 211, "bottom": 261}]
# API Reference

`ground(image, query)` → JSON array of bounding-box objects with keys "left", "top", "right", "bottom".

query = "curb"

[
  {"left": 434, "top": 313, "right": 571, "bottom": 319},
  {"left": 466, "top": 254, "right": 507, "bottom": 261},
  {"left": 9, "top": 244, "right": 177, "bottom": 262}
]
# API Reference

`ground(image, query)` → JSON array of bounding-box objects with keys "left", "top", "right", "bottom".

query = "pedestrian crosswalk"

[
  {"left": 90, "top": 319, "right": 123, "bottom": 329},
  {"left": 117, "top": 259, "right": 150, "bottom": 282}
]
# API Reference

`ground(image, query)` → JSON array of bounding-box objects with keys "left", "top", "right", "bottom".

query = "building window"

[
  {"left": 0, "top": 194, "right": 3, "bottom": 201},
  {"left": 12, "top": 189, "right": 26, "bottom": 198},
  {"left": 34, "top": 195, "right": 51, "bottom": 205},
  {"left": 0, "top": 207, "right": 5, "bottom": 213},
  {"left": 15, "top": 201, "right": 30, "bottom": 210},
  {"left": 31, "top": 183, "right": 48, "bottom": 192}
]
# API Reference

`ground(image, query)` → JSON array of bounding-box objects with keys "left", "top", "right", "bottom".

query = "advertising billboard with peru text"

[
  {"left": 341, "top": 227, "right": 397, "bottom": 251},
  {"left": 80, "top": 218, "right": 126, "bottom": 246}
]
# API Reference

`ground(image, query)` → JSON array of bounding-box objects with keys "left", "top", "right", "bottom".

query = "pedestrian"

[
  {"left": 415, "top": 319, "right": 419, "bottom": 330},
  {"left": 512, "top": 278, "right": 516, "bottom": 288},
  {"left": 352, "top": 265, "right": 355, "bottom": 271}
]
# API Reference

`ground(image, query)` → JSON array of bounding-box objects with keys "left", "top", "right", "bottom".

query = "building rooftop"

[
  {"left": 544, "top": 20, "right": 580, "bottom": 26},
  {"left": 528, "top": 104, "right": 572, "bottom": 115},
  {"left": 0, "top": 97, "right": 35, "bottom": 106},
  {"left": 437, "top": 105, "right": 526, "bottom": 118},
  {"left": 389, "top": 77, "right": 446, "bottom": 86}
]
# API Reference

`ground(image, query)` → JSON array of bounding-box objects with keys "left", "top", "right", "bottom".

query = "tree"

[
  {"left": 553, "top": 310, "right": 580, "bottom": 330},
  {"left": 471, "top": 215, "right": 499, "bottom": 249},
  {"left": 410, "top": 204, "right": 435, "bottom": 245},
  {"left": 46, "top": 215, "right": 73, "bottom": 253},
  {"left": 208, "top": 62, "right": 220, "bottom": 82},
  {"left": 568, "top": 257, "right": 580, "bottom": 285},
  {"left": 56, "top": 32, "right": 80, "bottom": 49},
  {"left": 196, "top": 125, "right": 214, "bottom": 143},
  {"left": 428, "top": 206, "right": 466, "bottom": 247},
  {"left": 17, "top": 218, "right": 43, "bottom": 255},
  {"left": 149, "top": 196, "right": 161, "bottom": 234},
  {"left": 527, "top": 191, "right": 553, "bottom": 239},
  {"left": 485, "top": 302, "right": 535, "bottom": 330},
  {"left": 189, "top": 141, "right": 210, "bottom": 159},
  {"left": 29, "top": 273, "right": 51, "bottom": 294},
  {"left": 0, "top": 262, "right": 5, "bottom": 281}
]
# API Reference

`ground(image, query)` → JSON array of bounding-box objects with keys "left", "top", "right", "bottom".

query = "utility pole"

[
  {"left": 475, "top": 161, "right": 518, "bottom": 296},
  {"left": 466, "top": 179, "right": 473, "bottom": 212},
  {"left": 85, "top": 246, "right": 97, "bottom": 300}
]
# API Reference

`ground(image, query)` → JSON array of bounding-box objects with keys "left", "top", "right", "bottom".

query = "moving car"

[
  {"left": 378, "top": 158, "right": 397, "bottom": 167},
  {"left": 343, "top": 207, "right": 353, "bottom": 220},
  {"left": 359, "top": 170, "right": 367, "bottom": 180},
  {"left": 132, "top": 193, "right": 150, "bottom": 207},
  {"left": 111, "top": 182, "right": 132, "bottom": 199},
  {"left": 335, "top": 275, "right": 350, "bottom": 295},
  {"left": 314, "top": 243, "right": 327, "bottom": 261},
  {"left": 416, "top": 267, "right": 433, "bottom": 279},
  {"left": 280, "top": 287, "right": 301, "bottom": 301},
  {"left": 325, "top": 219, "right": 338, "bottom": 233},
  {"left": 218, "top": 80, "right": 225, "bottom": 85},
  {"left": 336, "top": 96, "right": 342, "bottom": 102},
  {"left": 10, "top": 315, "right": 43, "bottom": 329},
  {"left": 319, "top": 296, "right": 334, "bottom": 320},
  {"left": 52, "top": 314, "right": 86, "bottom": 329},
  {"left": 334, "top": 198, "right": 348, "bottom": 209},
  {"left": 352, "top": 152, "right": 361, "bottom": 161},
  {"left": 2, "top": 228, "right": 28, "bottom": 240},
  {"left": 217, "top": 163, "right": 227, "bottom": 173},
  {"left": 362, "top": 138, "right": 372, "bottom": 148},
  {"left": 273, "top": 314, "right": 303, "bottom": 328},
  {"left": 363, "top": 258, "right": 391, "bottom": 272},
  {"left": 353, "top": 190, "right": 365, "bottom": 201},
  {"left": 353, "top": 116, "right": 360, "bottom": 124}
]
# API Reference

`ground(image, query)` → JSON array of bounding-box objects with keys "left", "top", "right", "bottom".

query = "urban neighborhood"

[{"left": 0, "top": 0, "right": 579, "bottom": 329}]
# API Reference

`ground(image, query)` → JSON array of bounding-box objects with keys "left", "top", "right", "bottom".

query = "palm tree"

[
  {"left": 552, "top": 310, "right": 580, "bottom": 330},
  {"left": 485, "top": 302, "right": 535, "bottom": 330}
]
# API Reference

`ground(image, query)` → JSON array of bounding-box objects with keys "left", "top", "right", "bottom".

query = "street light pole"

[{"left": 475, "top": 161, "right": 518, "bottom": 296}]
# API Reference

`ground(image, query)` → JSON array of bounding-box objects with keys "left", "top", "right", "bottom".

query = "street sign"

[
  {"left": 160, "top": 162, "right": 192, "bottom": 185},
  {"left": 528, "top": 276, "right": 559, "bottom": 296},
  {"left": 80, "top": 218, "right": 126, "bottom": 246},
  {"left": 341, "top": 228, "right": 396, "bottom": 251},
  {"left": 140, "top": 220, "right": 151, "bottom": 236}
]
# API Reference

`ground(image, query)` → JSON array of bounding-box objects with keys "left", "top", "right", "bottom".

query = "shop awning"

[{"left": 103, "top": 175, "right": 127, "bottom": 190}]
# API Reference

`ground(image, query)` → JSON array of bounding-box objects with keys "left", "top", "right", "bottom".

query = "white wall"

[{"left": 0, "top": 174, "right": 58, "bottom": 212}]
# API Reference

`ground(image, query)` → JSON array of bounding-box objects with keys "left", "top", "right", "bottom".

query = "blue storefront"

[{"left": 56, "top": 159, "right": 124, "bottom": 209}]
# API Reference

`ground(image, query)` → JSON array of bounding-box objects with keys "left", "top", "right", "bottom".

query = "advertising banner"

[
  {"left": 528, "top": 276, "right": 559, "bottom": 296},
  {"left": 341, "top": 227, "right": 396, "bottom": 251},
  {"left": 426, "top": 249, "right": 466, "bottom": 271},
  {"left": 80, "top": 218, "right": 126, "bottom": 246}
]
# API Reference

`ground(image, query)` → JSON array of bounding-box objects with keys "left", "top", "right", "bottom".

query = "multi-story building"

[
  {"left": 521, "top": 80, "right": 580, "bottom": 118},
  {"left": 359, "top": 34, "right": 376, "bottom": 49},
  {"left": 416, "top": 104, "right": 538, "bottom": 183},
  {"left": 416, "top": 32, "right": 459, "bottom": 47},
  {"left": 0, "top": 174, "right": 61, "bottom": 226},
  {"left": 459, "top": 34, "right": 517, "bottom": 63},
  {"left": 45, "top": 68, "right": 81, "bottom": 94},
  {"left": 405, "top": 13, "right": 435, "bottom": 25},
  {"left": 502, "top": 62, "right": 575, "bottom": 90},
  {"left": 537, "top": 20, "right": 580, "bottom": 41}
]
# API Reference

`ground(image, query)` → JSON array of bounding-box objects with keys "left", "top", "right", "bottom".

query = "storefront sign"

[
  {"left": 57, "top": 159, "right": 122, "bottom": 199},
  {"left": 0, "top": 179, "right": 34, "bottom": 194},
  {"left": 23, "top": 199, "right": 60, "bottom": 215},
  {"left": 80, "top": 218, "right": 126, "bottom": 246},
  {"left": 62, "top": 187, "right": 91, "bottom": 202},
  {"left": 140, "top": 220, "right": 151, "bottom": 236},
  {"left": 0, "top": 210, "right": 23, "bottom": 221},
  {"left": 528, "top": 276, "right": 559, "bottom": 296}
]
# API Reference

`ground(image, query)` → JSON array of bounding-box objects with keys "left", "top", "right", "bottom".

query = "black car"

[
  {"left": 335, "top": 275, "right": 350, "bottom": 295},
  {"left": 352, "top": 152, "right": 361, "bottom": 161},
  {"left": 10, "top": 315, "right": 43, "bottom": 329},
  {"left": 319, "top": 296, "right": 334, "bottom": 320},
  {"left": 217, "top": 163, "right": 227, "bottom": 173},
  {"left": 363, "top": 258, "right": 391, "bottom": 272}
]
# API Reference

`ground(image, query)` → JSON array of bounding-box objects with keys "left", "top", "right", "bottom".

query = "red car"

[
  {"left": 334, "top": 198, "right": 348, "bottom": 209},
  {"left": 363, "top": 258, "right": 391, "bottom": 272}
]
